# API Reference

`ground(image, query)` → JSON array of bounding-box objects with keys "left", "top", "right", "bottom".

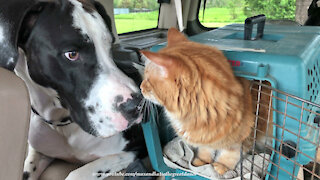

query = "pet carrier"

[{"left": 142, "top": 16, "right": 320, "bottom": 180}]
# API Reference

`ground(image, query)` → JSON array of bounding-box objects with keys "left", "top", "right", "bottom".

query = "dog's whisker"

[
  {"left": 142, "top": 100, "right": 148, "bottom": 115},
  {"left": 137, "top": 98, "right": 145, "bottom": 107},
  {"left": 139, "top": 100, "right": 146, "bottom": 114},
  {"left": 146, "top": 101, "right": 152, "bottom": 116},
  {"left": 136, "top": 98, "right": 146, "bottom": 114},
  {"left": 142, "top": 99, "right": 153, "bottom": 123}
]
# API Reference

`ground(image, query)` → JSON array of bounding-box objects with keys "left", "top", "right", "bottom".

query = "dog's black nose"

[
  {"left": 117, "top": 93, "right": 143, "bottom": 122},
  {"left": 131, "top": 92, "right": 143, "bottom": 101}
]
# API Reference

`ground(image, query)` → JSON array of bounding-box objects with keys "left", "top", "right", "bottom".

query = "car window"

[
  {"left": 199, "top": 0, "right": 296, "bottom": 28},
  {"left": 114, "top": 0, "right": 160, "bottom": 34}
]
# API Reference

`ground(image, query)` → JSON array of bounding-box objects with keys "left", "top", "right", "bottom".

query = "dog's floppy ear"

[
  {"left": 305, "top": 0, "right": 320, "bottom": 26},
  {"left": 0, "top": 0, "right": 38, "bottom": 71},
  {"left": 308, "top": 0, "right": 319, "bottom": 16},
  {"left": 94, "top": 1, "right": 115, "bottom": 43},
  {"left": 19, "top": 3, "right": 46, "bottom": 48},
  {"left": 54, "top": 0, "right": 69, "bottom": 9},
  {"left": 0, "top": 0, "right": 54, "bottom": 71}
]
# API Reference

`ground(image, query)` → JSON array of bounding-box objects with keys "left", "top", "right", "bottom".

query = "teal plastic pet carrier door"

[{"left": 142, "top": 18, "right": 320, "bottom": 179}]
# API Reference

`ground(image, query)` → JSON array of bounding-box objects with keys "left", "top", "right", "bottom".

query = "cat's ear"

[
  {"left": 140, "top": 50, "right": 174, "bottom": 77},
  {"left": 167, "top": 28, "right": 188, "bottom": 46}
]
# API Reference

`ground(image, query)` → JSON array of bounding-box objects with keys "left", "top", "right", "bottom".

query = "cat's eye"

[{"left": 64, "top": 51, "right": 79, "bottom": 61}]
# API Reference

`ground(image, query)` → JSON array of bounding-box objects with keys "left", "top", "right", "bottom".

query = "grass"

[
  {"left": 114, "top": 7, "right": 247, "bottom": 34},
  {"left": 115, "top": 19, "right": 158, "bottom": 34},
  {"left": 115, "top": 11, "right": 159, "bottom": 34},
  {"left": 115, "top": 10, "right": 159, "bottom": 20},
  {"left": 199, "top": 7, "right": 247, "bottom": 26}
]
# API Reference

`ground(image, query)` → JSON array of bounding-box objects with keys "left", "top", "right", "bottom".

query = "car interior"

[{"left": 0, "top": 0, "right": 317, "bottom": 179}]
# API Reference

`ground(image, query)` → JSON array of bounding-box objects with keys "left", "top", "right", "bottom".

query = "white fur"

[
  {"left": 19, "top": 2, "right": 140, "bottom": 179},
  {"left": 14, "top": 49, "right": 68, "bottom": 122},
  {"left": 64, "top": 123, "right": 128, "bottom": 161},
  {"left": 0, "top": 22, "right": 9, "bottom": 50},
  {"left": 83, "top": 73, "right": 134, "bottom": 137},
  {"left": 69, "top": 0, "right": 137, "bottom": 91},
  {"left": 6, "top": 57, "right": 13, "bottom": 65},
  {"left": 66, "top": 152, "right": 135, "bottom": 180},
  {"left": 132, "top": 62, "right": 145, "bottom": 77},
  {"left": 17, "top": 50, "right": 131, "bottom": 179},
  {"left": 141, "top": 54, "right": 150, "bottom": 64},
  {"left": 0, "top": 22, "right": 15, "bottom": 67},
  {"left": 69, "top": 0, "right": 113, "bottom": 69},
  {"left": 0, "top": 25, "right": 4, "bottom": 43},
  {"left": 143, "top": 55, "right": 167, "bottom": 77},
  {"left": 69, "top": 0, "right": 139, "bottom": 137},
  {"left": 143, "top": 92, "right": 160, "bottom": 106},
  {"left": 23, "top": 146, "right": 54, "bottom": 180}
]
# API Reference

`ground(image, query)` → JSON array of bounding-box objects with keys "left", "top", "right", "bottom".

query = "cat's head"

[
  {"left": 140, "top": 28, "right": 192, "bottom": 112},
  {"left": 140, "top": 28, "right": 238, "bottom": 118}
]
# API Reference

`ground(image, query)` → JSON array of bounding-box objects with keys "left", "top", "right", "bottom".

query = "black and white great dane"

[{"left": 1, "top": 0, "right": 147, "bottom": 179}]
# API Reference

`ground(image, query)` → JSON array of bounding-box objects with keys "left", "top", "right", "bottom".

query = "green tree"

[
  {"left": 114, "top": 0, "right": 158, "bottom": 10},
  {"left": 118, "top": 0, "right": 132, "bottom": 8},
  {"left": 205, "top": 0, "right": 228, "bottom": 8},
  {"left": 244, "top": 0, "right": 296, "bottom": 20},
  {"left": 133, "top": 0, "right": 146, "bottom": 9},
  {"left": 227, "top": 0, "right": 244, "bottom": 19},
  {"left": 146, "top": 0, "right": 159, "bottom": 10}
]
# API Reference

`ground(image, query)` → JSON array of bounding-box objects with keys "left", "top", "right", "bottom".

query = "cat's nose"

[{"left": 117, "top": 93, "right": 143, "bottom": 122}]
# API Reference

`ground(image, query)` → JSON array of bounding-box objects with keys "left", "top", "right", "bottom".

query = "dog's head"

[
  {"left": 14, "top": 0, "right": 143, "bottom": 137},
  {"left": 305, "top": 0, "right": 320, "bottom": 26}
]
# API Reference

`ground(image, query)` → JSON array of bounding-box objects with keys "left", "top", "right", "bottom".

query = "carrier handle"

[{"left": 244, "top": 14, "right": 266, "bottom": 40}]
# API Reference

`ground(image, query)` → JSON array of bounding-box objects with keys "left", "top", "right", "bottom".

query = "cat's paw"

[
  {"left": 192, "top": 157, "right": 207, "bottom": 166},
  {"left": 212, "top": 162, "right": 229, "bottom": 175}
]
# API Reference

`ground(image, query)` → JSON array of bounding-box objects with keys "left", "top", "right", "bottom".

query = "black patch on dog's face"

[
  {"left": 305, "top": 0, "right": 320, "bottom": 26},
  {"left": 23, "top": 2, "right": 100, "bottom": 135},
  {"left": 305, "top": 11, "right": 320, "bottom": 26}
]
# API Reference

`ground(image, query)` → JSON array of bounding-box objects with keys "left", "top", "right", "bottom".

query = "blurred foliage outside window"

[
  {"left": 114, "top": 0, "right": 159, "bottom": 34},
  {"left": 199, "top": 0, "right": 296, "bottom": 27}
]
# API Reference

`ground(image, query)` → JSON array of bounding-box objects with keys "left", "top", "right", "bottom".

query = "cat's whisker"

[
  {"left": 144, "top": 101, "right": 151, "bottom": 116},
  {"left": 135, "top": 98, "right": 147, "bottom": 116},
  {"left": 143, "top": 100, "right": 160, "bottom": 124},
  {"left": 144, "top": 100, "right": 150, "bottom": 115},
  {"left": 137, "top": 98, "right": 144, "bottom": 109},
  {"left": 138, "top": 98, "right": 145, "bottom": 108},
  {"left": 138, "top": 98, "right": 147, "bottom": 114},
  {"left": 141, "top": 98, "right": 153, "bottom": 123}
]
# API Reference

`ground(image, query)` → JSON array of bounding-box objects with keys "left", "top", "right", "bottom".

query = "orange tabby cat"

[{"left": 140, "top": 28, "right": 270, "bottom": 175}]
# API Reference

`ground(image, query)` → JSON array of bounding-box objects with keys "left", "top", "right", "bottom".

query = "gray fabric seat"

[
  {"left": 0, "top": 67, "right": 127, "bottom": 180},
  {"left": 0, "top": 67, "right": 30, "bottom": 180}
]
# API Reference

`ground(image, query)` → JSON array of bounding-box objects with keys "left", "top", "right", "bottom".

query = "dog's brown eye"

[{"left": 64, "top": 51, "right": 79, "bottom": 61}]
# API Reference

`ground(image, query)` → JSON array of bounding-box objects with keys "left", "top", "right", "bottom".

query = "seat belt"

[{"left": 174, "top": 0, "right": 184, "bottom": 32}]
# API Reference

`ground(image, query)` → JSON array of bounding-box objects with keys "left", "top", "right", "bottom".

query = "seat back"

[{"left": 0, "top": 67, "right": 30, "bottom": 180}]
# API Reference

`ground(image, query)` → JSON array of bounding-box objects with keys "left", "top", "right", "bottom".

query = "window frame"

[{"left": 195, "top": 0, "right": 216, "bottom": 31}]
